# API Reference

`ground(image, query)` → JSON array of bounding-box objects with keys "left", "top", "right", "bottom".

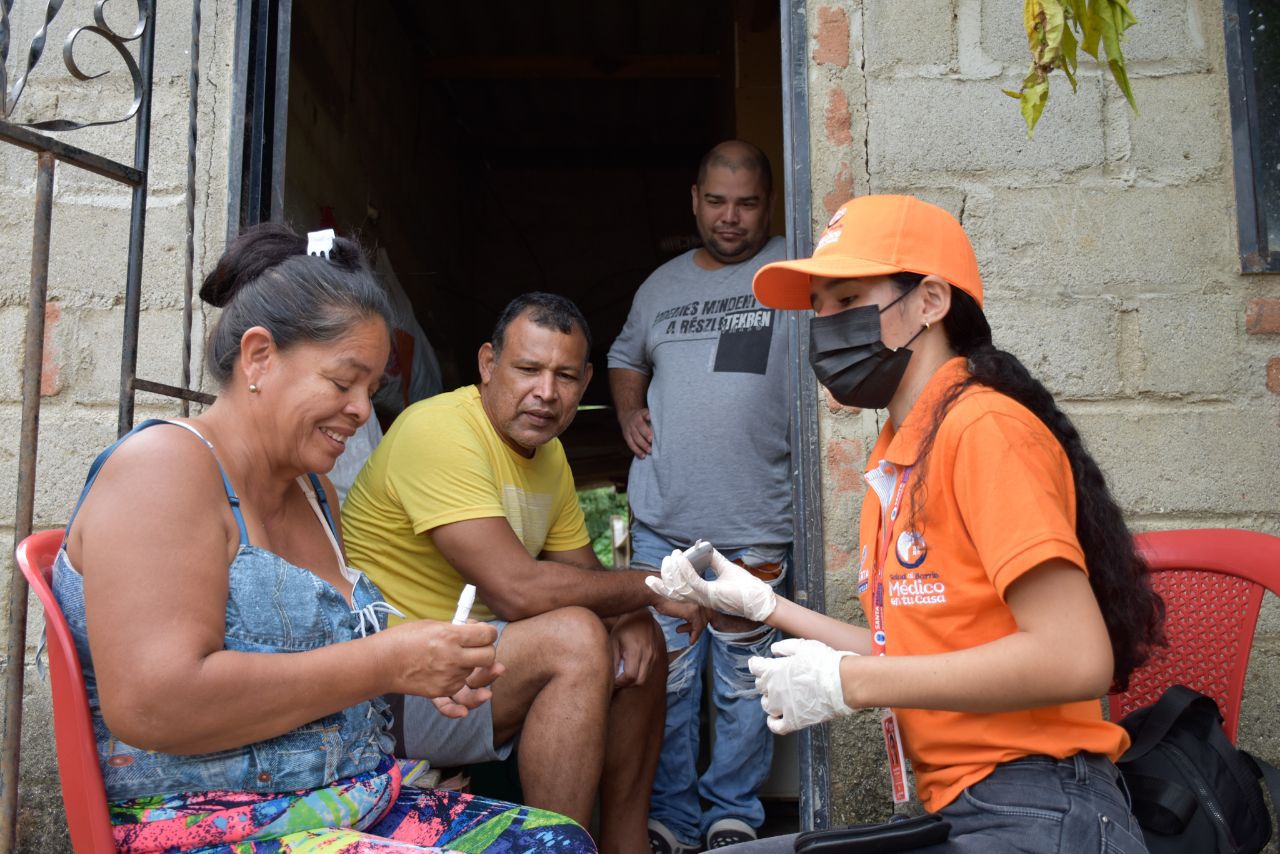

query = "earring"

[
  {"left": 923, "top": 321, "right": 931, "bottom": 330},
  {"left": 248, "top": 383, "right": 259, "bottom": 394}
]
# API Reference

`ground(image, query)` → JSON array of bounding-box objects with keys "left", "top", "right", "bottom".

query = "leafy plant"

[
  {"left": 578, "top": 486, "right": 629, "bottom": 568},
  {"left": 1008, "top": 0, "right": 1139, "bottom": 136}
]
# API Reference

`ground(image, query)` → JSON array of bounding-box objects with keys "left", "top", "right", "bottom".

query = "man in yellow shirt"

[{"left": 343, "top": 293, "right": 700, "bottom": 853}]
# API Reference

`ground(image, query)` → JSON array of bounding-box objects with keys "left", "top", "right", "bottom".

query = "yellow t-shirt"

[{"left": 342, "top": 385, "right": 590, "bottom": 623}]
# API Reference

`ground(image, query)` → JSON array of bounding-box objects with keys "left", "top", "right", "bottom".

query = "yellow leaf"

[
  {"left": 1041, "top": 0, "right": 1066, "bottom": 67},
  {"left": 1024, "top": 0, "right": 1042, "bottom": 52},
  {"left": 1020, "top": 79, "right": 1050, "bottom": 137},
  {"left": 1014, "top": 0, "right": 1138, "bottom": 134}
]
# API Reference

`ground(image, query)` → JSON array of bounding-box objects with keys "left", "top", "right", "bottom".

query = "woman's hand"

[
  {"left": 431, "top": 659, "right": 505, "bottom": 719},
  {"left": 646, "top": 548, "right": 778, "bottom": 621},
  {"left": 382, "top": 620, "right": 500, "bottom": 700},
  {"left": 749, "top": 638, "right": 857, "bottom": 734}
]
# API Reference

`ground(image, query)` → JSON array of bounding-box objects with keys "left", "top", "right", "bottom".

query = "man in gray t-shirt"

[{"left": 608, "top": 140, "right": 793, "bottom": 853}]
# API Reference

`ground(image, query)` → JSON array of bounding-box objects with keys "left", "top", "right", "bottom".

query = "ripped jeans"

[{"left": 632, "top": 522, "right": 789, "bottom": 845}]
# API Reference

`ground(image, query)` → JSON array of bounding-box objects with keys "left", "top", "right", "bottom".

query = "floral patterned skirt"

[{"left": 109, "top": 757, "right": 596, "bottom": 853}]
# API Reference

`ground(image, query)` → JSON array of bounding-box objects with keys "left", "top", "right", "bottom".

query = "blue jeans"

[
  {"left": 632, "top": 522, "right": 789, "bottom": 845},
  {"left": 713, "top": 752, "right": 1148, "bottom": 853}
]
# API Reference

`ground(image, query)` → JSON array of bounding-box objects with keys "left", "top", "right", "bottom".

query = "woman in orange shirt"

[{"left": 648, "top": 195, "right": 1164, "bottom": 852}]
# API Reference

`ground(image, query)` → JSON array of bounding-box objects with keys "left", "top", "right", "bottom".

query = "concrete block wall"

[
  {"left": 0, "top": 0, "right": 234, "bottom": 847},
  {"left": 805, "top": 0, "right": 1280, "bottom": 826}
]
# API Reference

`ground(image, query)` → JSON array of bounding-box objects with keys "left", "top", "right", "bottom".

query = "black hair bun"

[{"left": 199, "top": 223, "right": 307, "bottom": 308}]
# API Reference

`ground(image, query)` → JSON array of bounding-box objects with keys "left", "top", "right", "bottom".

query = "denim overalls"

[{"left": 54, "top": 419, "right": 396, "bottom": 801}]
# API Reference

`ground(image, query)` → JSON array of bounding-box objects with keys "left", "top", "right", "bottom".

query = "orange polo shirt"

[{"left": 856, "top": 358, "right": 1128, "bottom": 811}]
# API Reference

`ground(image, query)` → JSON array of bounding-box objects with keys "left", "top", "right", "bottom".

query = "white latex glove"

[
  {"left": 645, "top": 546, "right": 777, "bottom": 622},
  {"left": 748, "top": 638, "right": 856, "bottom": 735}
]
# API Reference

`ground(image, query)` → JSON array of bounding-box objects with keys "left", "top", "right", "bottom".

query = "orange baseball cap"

[{"left": 753, "top": 195, "right": 984, "bottom": 309}]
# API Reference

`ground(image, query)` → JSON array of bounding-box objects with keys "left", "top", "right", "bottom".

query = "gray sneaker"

[
  {"left": 705, "top": 818, "right": 757, "bottom": 849},
  {"left": 649, "top": 818, "right": 700, "bottom": 854}
]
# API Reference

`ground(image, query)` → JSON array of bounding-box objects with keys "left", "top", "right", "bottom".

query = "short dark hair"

[
  {"left": 695, "top": 140, "right": 773, "bottom": 197},
  {"left": 200, "top": 223, "right": 393, "bottom": 386},
  {"left": 491, "top": 292, "right": 592, "bottom": 363}
]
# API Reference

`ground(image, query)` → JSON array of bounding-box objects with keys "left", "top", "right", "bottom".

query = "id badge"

[{"left": 880, "top": 709, "right": 910, "bottom": 804}]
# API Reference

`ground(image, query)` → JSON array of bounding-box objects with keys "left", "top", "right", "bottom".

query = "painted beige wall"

[{"left": 805, "top": 0, "right": 1280, "bottom": 825}]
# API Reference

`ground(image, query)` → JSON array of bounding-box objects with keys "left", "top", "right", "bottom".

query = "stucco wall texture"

[{"left": 0, "top": 0, "right": 1276, "bottom": 848}]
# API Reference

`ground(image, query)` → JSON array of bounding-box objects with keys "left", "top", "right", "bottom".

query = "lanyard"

[
  {"left": 870, "top": 465, "right": 911, "bottom": 657},
  {"left": 869, "top": 463, "right": 915, "bottom": 804}
]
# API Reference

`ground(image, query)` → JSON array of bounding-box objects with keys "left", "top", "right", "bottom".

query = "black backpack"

[{"left": 1116, "top": 685, "right": 1280, "bottom": 853}]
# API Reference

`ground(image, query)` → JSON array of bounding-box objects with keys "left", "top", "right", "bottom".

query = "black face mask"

[{"left": 808, "top": 292, "right": 926, "bottom": 409}]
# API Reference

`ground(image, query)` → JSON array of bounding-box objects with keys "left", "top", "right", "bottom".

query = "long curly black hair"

[{"left": 890, "top": 272, "right": 1165, "bottom": 691}]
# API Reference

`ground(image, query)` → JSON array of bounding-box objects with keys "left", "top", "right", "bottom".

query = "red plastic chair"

[
  {"left": 16, "top": 529, "right": 115, "bottom": 852},
  {"left": 1108, "top": 528, "right": 1280, "bottom": 744}
]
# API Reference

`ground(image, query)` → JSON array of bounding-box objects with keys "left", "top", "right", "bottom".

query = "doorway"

[
  {"left": 282, "top": 0, "right": 785, "bottom": 486},
  {"left": 277, "top": 0, "right": 803, "bottom": 831}
]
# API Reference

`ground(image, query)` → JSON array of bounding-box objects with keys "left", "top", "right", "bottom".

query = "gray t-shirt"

[{"left": 608, "top": 236, "right": 793, "bottom": 549}]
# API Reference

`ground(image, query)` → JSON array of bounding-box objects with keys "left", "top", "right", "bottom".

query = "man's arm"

[
  {"left": 543, "top": 542, "right": 604, "bottom": 571},
  {"left": 432, "top": 518, "right": 659, "bottom": 621},
  {"left": 609, "top": 367, "right": 653, "bottom": 459}
]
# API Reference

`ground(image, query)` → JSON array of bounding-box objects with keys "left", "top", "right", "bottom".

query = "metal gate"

[{"left": 0, "top": 0, "right": 212, "bottom": 848}]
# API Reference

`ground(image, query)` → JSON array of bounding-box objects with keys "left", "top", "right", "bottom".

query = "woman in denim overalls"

[{"left": 57, "top": 224, "right": 595, "bottom": 852}]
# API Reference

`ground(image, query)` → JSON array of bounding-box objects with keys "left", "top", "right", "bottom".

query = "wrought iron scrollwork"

[{"left": 0, "top": 0, "right": 150, "bottom": 131}]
